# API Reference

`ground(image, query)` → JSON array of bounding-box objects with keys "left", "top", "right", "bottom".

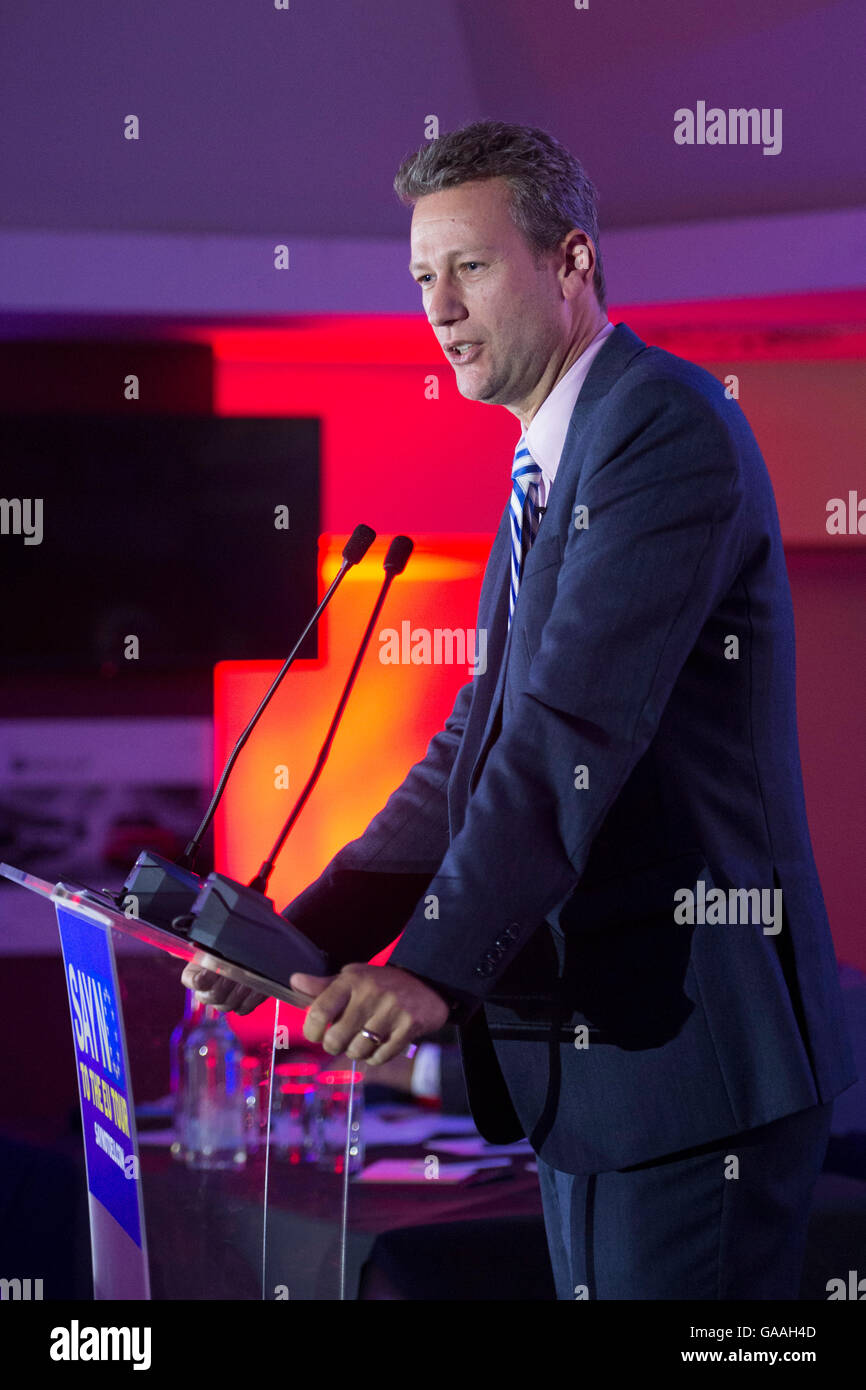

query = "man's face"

[{"left": 408, "top": 178, "right": 566, "bottom": 417}]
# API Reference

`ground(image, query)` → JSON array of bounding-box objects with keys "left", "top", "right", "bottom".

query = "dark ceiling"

[{"left": 1, "top": 0, "right": 862, "bottom": 239}]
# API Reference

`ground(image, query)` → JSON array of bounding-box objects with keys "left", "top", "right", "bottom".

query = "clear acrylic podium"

[{"left": 1, "top": 863, "right": 355, "bottom": 1300}]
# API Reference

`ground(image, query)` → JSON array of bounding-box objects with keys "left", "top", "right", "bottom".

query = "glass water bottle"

[{"left": 182, "top": 1005, "right": 247, "bottom": 1170}]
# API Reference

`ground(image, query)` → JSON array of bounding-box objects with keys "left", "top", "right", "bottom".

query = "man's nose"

[{"left": 427, "top": 279, "right": 468, "bottom": 328}]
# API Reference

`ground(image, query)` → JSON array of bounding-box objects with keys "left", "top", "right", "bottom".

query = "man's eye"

[{"left": 462, "top": 261, "right": 482, "bottom": 270}]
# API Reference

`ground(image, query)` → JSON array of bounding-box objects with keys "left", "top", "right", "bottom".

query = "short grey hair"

[{"left": 394, "top": 119, "right": 607, "bottom": 312}]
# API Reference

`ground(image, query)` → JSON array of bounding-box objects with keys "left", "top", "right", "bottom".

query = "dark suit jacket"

[{"left": 282, "top": 322, "right": 858, "bottom": 1174}]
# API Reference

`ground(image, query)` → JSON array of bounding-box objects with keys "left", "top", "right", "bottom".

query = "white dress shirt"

[
  {"left": 409, "top": 1041, "right": 441, "bottom": 1098},
  {"left": 524, "top": 319, "right": 615, "bottom": 510}
]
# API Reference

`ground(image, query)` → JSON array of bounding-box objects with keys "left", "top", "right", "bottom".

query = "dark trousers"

[{"left": 536, "top": 1101, "right": 833, "bottom": 1300}]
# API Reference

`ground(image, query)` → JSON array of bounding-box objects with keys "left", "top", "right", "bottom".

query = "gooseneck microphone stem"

[
  {"left": 249, "top": 536, "right": 413, "bottom": 894},
  {"left": 178, "top": 525, "right": 375, "bottom": 871}
]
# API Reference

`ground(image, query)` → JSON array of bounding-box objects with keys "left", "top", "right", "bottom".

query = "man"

[{"left": 185, "top": 121, "right": 857, "bottom": 1299}]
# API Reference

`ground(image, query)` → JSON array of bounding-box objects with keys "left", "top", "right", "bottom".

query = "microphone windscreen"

[
  {"left": 383, "top": 535, "right": 414, "bottom": 574},
  {"left": 342, "top": 524, "right": 376, "bottom": 565}
]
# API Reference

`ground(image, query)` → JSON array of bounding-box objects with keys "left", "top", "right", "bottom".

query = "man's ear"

[{"left": 558, "top": 230, "right": 595, "bottom": 299}]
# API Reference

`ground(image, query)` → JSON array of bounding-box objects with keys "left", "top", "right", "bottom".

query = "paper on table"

[
  {"left": 430, "top": 1136, "right": 534, "bottom": 1157},
  {"left": 356, "top": 1156, "right": 512, "bottom": 1185},
  {"left": 361, "top": 1107, "right": 479, "bottom": 1147}
]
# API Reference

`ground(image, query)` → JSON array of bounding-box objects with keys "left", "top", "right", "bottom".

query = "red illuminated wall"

[{"left": 209, "top": 303, "right": 866, "bottom": 545}]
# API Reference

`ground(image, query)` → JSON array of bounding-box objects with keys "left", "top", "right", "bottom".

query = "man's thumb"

[{"left": 290, "top": 972, "right": 334, "bottom": 997}]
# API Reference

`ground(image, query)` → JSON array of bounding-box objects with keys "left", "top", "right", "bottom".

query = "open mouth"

[{"left": 445, "top": 342, "right": 483, "bottom": 364}]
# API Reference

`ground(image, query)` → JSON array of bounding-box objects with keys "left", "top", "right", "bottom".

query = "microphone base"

[
  {"left": 121, "top": 851, "right": 202, "bottom": 931},
  {"left": 186, "top": 873, "right": 330, "bottom": 988}
]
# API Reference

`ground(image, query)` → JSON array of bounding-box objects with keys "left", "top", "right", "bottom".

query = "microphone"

[
  {"left": 249, "top": 535, "right": 413, "bottom": 893},
  {"left": 181, "top": 537, "right": 414, "bottom": 989},
  {"left": 119, "top": 524, "right": 376, "bottom": 930},
  {"left": 383, "top": 534, "right": 413, "bottom": 575}
]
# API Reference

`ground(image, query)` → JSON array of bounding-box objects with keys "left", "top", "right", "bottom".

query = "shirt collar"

[{"left": 524, "top": 320, "right": 615, "bottom": 492}]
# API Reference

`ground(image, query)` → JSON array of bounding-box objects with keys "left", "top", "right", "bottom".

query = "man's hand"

[
  {"left": 290, "top": 963, "right": 450, "bottom": 1065},
  {"left": 180, "top": 962, "right": 269, "bottom": 1016}
]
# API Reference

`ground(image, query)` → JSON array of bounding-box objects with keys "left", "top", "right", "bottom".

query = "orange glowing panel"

[{"left": 214, "top": 532, "right": 492, "bottom": 1043}]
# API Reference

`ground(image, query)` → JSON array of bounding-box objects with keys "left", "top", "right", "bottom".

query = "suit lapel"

[
  {"left": 468, "top": 562, "right": 513, "bottom": 794},
  {"left": 553, "top": 321, "right": 646, "bottom": 482},
  {"left": 465, "top": 322, "right": 647, "bottom": 790},
  {"left": 465, "top": 504, "right": 511, "bottom": 771}
]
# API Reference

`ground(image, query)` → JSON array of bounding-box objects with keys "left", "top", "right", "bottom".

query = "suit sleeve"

[
  {"left": 387, "top": 376, "right": 747, "bottom": 1001},
  {"left": 279, "top": 674, "right": 473, "bottom": 967}
]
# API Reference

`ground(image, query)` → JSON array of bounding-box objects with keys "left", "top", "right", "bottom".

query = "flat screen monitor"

[{"left": 0, "top": 413, "right": 321, "bottom": 675}]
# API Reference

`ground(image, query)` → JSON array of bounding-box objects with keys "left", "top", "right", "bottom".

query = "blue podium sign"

[{"left": 55, "top": 902, "right": 149, "bottom": 1297}]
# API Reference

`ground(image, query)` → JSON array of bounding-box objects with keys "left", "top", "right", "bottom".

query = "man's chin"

[{"left": 455, "top": 372, "right": 502, "bottom": 403}]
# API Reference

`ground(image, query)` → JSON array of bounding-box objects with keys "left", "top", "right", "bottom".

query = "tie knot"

[{"left": 511, "top": 436, "right": 542, "bottom": 497}]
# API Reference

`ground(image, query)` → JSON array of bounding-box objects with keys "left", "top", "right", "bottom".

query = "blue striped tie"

[{"left": 508, "top": 435, "right": 543, "bottom": 628}]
